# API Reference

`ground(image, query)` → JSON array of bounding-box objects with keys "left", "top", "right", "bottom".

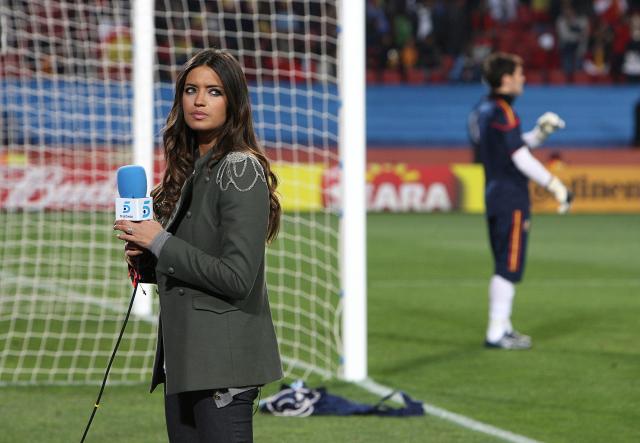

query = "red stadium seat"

[
  {"left": 526, "top": 70, "right": 544, "bottom": 85},
  {"left": 382, "top": 69, "right": 402, "bottom": 84},
  {"left": 429, "top": 70, "right": 447, "bottom": 84},
  {"left": 590, "top": 73, "right": 613, "bottom": 84},
  {"left": 573, "top": 71, "right": 591, "bottom": 84},
  {"left": 548, "top": 69, "right": 566, "bottom": 84},
  {"left": 441, "top": 55, "right": 454, "bottom": 72},
  {"left": 406, "top": 68, "right": 426, "bottom": 85},
  {"left": 367, "top": 69, "right": 380, "bottom": 84}
]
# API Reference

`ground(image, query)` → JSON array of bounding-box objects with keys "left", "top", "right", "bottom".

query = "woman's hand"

[
  {"left": 114, "top": 219, "right": 164, "bottom": 250},
  {"left": 123, "top": 241, "right": 144, "bottom": 267}
]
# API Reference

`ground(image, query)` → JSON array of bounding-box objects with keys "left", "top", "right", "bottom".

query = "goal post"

[
  {"left": 338, "top": 0, "right": 367, "bottom": 382},
  {"left": 0, "top": 0, "right": 366, "bottom": 385},
  {"left": 131, "top": 0, "right": 155, "bottom": 317}
]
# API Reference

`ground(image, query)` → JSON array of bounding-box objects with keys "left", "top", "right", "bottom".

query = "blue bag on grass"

[{"left": 259, "top": 381, "right": 424, "bottom": 417}]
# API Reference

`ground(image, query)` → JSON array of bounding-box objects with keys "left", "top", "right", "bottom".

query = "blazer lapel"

[
  {"left": 165, "top": 174, "right": 194, "bottom": 232},
  {"left": 163, "top": 149, "right": 222, "bottom": 232}
]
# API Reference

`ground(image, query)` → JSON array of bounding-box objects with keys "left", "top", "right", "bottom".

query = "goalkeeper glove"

[
  {"left": 546, "top": 176, "right": 573, "bottom": 214},
  {"left": 524, "top": 112, "right": 566, "bottom": 148},
  {"left": 537, "top": 112, "right": 565, "bottom": 136}
]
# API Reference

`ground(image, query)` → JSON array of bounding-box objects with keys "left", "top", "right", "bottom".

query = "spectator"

[
  {"left": 583, "top": 17, "right": 614, "bottom": 76},
  {"left": 610, "top": 11, "right": 631, "bottom": 81},
  {"left": 430, "top": 1, "right": 453, "bottom": 56},
  {"left": 622, "top": 13, "right": 640, "bottom": 82},
  {"left": 418, "top": 33, "right": 443, "bottom": 73},
  {"left": 392, "top": 11, "right": 414, "bottom": 52},
  {"left": 400, "top": 37, "right": 420, "bottom": 78},
  {"left": 414, "top": 0, "right": 443, "bottom": 72},
  {"left": 448, "top": 35, "right": 489, "bottom": 83},
  {"left": 487, "top": 0, "right": 519, "bottom": 24},
  {"left": 414, "top": 0, "right": 434, "bottom": 42},
  {"left": 366, "top": 0, "right": 392, "bottom": 71},
  {"left": 530, "top": 0, "right": 552, "bottom": 23},
  {"left": 634, "top": 97, "right": 640, "bottom": 146},
  {"left": 594, "top": 0, "right": 628, "bottom": 26},
  {"left": 445, "top": 0, "right": 472, "bottom": 55},
  {"left": 556, "top": 2, "right": 590, "bottom": 81}
]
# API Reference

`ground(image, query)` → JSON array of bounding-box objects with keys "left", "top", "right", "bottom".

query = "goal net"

[{"left": 0, "top": 0, "right": 342, "bottom": 385}]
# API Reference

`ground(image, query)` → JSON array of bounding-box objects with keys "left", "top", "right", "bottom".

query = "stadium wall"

[
  {"left": 3, "top": 81, "right": 638, "bottom": 147},
  {"left": 367, "top": 85, "right": 640, "bottom": 147},
  {"left": 0, "top": 80, "right": 339, "bottom": 147}
]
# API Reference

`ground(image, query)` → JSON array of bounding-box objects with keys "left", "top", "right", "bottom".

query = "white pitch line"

[
  {"left": 370, "top": 277, "right": 640, "bottom": 288},
  {"left": 357, "top": 378, "right": 543, "bottom": 443},
  {"left": 0, "top": 273, "right": 157, "bottom": 324}
]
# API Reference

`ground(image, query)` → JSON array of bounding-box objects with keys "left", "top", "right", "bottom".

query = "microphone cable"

[{"left": 80, "top": 280, "right": 142, "bottom": 442}]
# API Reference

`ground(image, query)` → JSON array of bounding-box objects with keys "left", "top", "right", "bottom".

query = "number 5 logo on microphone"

[
  {"left": 141, "top": 199, "right": 152, "bottom": 219},
  {"left": 122, "top": 201, "right": 131, "bottom": 214}
]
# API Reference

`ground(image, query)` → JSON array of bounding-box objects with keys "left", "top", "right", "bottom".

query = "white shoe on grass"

[{"left": 485, "top": 331, "right": 532, "bottom": 350}]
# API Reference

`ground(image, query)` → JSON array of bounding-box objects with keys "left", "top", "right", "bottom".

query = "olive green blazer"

[{"left": 140, "top": 150, "right": 282, "bottom": 396}]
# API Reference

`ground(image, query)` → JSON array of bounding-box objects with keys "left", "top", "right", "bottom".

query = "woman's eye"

[
  {"left": 209, "top": 89, "right": 222, "bottom": 97},
  {"left": 184, "top": 86, "right": 196, "bottom": 94}
]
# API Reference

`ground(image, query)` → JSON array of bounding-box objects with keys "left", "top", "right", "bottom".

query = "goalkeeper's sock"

[
  {"left": 486, "top": 274, "right": 515, "bottom": 342},
  {"left": 504, "top": 318, "right": 514, "bottom": 335}
]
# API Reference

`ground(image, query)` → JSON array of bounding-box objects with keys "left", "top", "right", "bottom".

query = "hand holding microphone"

[
  {"left": 114, "top": 219, "right": 163, "bottom": 250},
  {"left": 83, "top": 166, "right": 159, "bottom": 443},
  {"left": 115, "top": 165, "right": 153, "bottom": 221},
  {"left": 113, "top": 165, "right": 163, "bottom": 251}
]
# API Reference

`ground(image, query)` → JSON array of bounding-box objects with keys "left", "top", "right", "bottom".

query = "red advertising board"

[
  {"left": 1, "top": 165, "right": 115, "bottom": 210},
  {"left": 323, "top": 163, "right": 458, "bottom": 212},
  {"left": 3, "top": 157, "right": 459, "bottom": 213},
  {"left": 1, "top": 150, "right": 165, "bottom": 211}
]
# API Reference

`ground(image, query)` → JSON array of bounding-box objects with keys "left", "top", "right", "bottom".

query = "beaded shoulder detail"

[{"left": 215, "top": 151, "right": 266, "bottom": 192}]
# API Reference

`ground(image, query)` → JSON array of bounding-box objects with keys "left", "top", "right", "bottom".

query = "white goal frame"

[
  {"left": 337, "top": 0, "right": 366, "bottom": 382},
  {"left": 0, "top": 0, "right": 367, "bottom": 386},
  {"left": 129, "top": 0, "right": 368, "bottom": 381}
]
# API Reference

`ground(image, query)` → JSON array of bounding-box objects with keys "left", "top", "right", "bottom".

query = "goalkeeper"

[{"left": 468, "top": 52, "right": 572, "bottom": 350}]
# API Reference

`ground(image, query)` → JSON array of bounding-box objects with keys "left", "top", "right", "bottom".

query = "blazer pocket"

[{"left": 192, "top": 294, "right": 240, "bottom": 314}]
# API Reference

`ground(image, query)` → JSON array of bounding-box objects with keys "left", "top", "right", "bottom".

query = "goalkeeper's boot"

[
  {"left": 506, "top": 330, "right": 531, "bottom": 345},
  {"left": 485, "top": 331, "right": 532, "bottom": 350}
]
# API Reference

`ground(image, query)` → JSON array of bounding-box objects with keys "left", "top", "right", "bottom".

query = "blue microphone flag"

[
  {"left": 115, "top": 165, "right": 152, "bottom": 220},
  {"left": 117, "top": 165, "right": 147, "bottom": 198}
]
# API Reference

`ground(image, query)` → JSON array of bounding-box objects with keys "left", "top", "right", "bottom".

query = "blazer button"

[
  {"left": 186, "top": 211, "right": 191, "bottom": 218},
  {"left": 204, "top": 176, "right": 210, "bottom": 182},
  {"left": 168, "top": 267, "right": 175, "bottom": 274},
  {"left": 177, "top": 289, "right": 184, "bottom": 296}
]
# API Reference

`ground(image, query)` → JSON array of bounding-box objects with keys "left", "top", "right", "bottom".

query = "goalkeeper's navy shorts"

[{"left": 487, "top": 207, "right": 530, "bottom": 283}]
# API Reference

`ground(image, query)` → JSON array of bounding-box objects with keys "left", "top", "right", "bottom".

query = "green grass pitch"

[{"left": 1, "top": 213, "right": 638, "bottom": 442}]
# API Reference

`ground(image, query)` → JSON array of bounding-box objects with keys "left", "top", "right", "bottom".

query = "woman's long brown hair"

[{"left": 151, "top": 49, "right": 281, "bottom": 242}]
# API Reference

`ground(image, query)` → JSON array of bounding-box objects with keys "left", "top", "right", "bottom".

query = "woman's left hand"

[{"left": 114, "top": 219, "right": 164, "bottom": 249}]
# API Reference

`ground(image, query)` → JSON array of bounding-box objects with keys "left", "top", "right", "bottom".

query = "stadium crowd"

[
  {"left": 0, "top": 1, "right": 338, "bottom": 82},
  {"left": 154, "top": 0, "right": 338, "bottom": 81},
  {"left": 367, "top": 0, "right": 640, "bottom": 84},
  {"left": 3, "top": 0, "right": 639, "bottom": 85}
]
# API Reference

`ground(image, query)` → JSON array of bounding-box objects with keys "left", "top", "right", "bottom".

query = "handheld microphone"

[{"left": 115, "top": 165, "right": 153, "bottom": 221}]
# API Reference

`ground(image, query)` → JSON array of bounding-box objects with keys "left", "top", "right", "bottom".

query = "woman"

[{"left": 114, "top": 49, "right": 282, "bottom": 442}]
